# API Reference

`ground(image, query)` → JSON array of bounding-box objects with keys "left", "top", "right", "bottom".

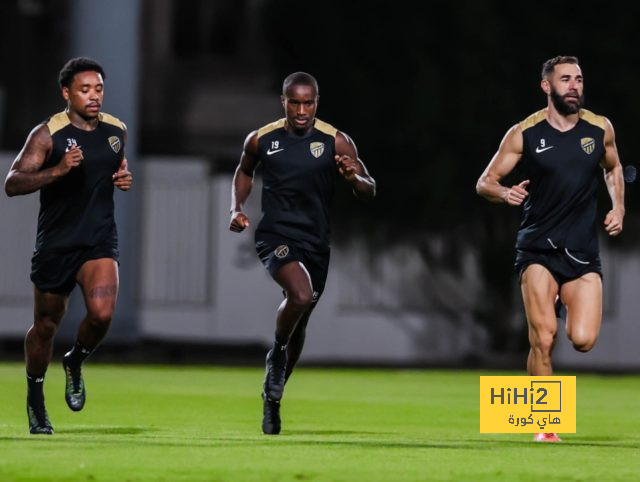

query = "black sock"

[
  {"left": 274, "top": 331, "right": 288, "bottom": 348},
  {"left": 272, "top": 337, "right": 287, "bottom": 362},
  {"left": 26, "top": 371, "right": 46, "bottom": 407},
  {"left": 65, "top": 340, "right": 93, "bottom": 367}
]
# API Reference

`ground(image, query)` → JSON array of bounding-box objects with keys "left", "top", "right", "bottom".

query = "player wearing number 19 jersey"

[{"left": 229, "top": 72, "right": 376, "bottom": 434}]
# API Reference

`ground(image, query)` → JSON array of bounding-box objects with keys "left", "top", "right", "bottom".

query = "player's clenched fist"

[
  {"left": 112, "top": 170, "right": 133, "bottom": 191},
  {"left": 504, "top": 179, "right": 530, "bottom": 206},
  {"left": 229, "top": 211, "right": 250, "bottom": 232},
  {"left": 604, "top": 208, "right": 624, "bottom": 237},
  {"left": 335, "top": 154, "right": 360, "bottom": 182},
  {"left": 56, "top": 145, "right": 83, "bottom": 175}
]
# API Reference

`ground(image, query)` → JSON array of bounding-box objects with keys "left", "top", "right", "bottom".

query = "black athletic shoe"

[
  {"left": 262, "top": 392, "right": 281, "bottom": 435},
  {"left": 27, "top": 400, "right": 53, "bottom": 435},
  {"left": 63, "top": 353, "right": 86, "bottom": 412},
  {"left": 263, "top": 349, "right": 287, "bottom": 402}
]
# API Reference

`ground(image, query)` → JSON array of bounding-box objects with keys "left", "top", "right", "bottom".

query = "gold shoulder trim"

[
  {"left": 314, "top": 118, "right": 337, "bottom": 137},
  {"left": 519, "top": 109, "right": 547, "bottom": 132},
  {"left": 46, "top": 112, "right": 70, "bottom": 135},
  {"left": 579, "top": 109, "right": 606, "bottom": 130},
  {"left": 99, "top": 112, "right": 125, "bottom": 130},
  {"left": 257, "top": 119, "right": 286, "bottom": 138}
]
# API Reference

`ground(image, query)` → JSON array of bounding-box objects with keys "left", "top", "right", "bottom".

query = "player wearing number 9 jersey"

[{"left": 476, "top": 55, "right": 625, "bottom": 442}]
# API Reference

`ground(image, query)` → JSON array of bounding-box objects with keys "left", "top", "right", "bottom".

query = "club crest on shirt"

[
  {"left": 108, "top": 136, "right": 121, "bottom": 153},
  {"left": 310, "top": 142, "right": 325, "bottom": 158},
  {"left": 274, "top": 245, "right": 289, "bottom": 259},
  {"left": 581, "top": 137, "right": 595, "bottom": 155}
]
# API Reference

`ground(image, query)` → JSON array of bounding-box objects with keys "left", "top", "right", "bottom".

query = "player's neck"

[
  {"left": 65, "top": 108, "right": 99, "bottom": 131},
  {"left": 545, "top": 105, "right": 579, "bottom": 132},
  {"left": 284, "top": 119, "right": 315, "bottom": 137}
]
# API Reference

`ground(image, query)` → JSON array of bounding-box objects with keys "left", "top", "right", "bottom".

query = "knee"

[
  {"left": 287, "top": 288, "right": 313, "bottom": 311},
  {"left": 87, "top": 305, "right": 114, "bottom": 326},
  {"left": 569, "top": 333, "right": 597, "bottom": 352},
  {"left": 531, "top": 329, "right": 557, "bottom": 353},
  {"left": 34, "top": 316, "right": 60, "bottom": 339}
]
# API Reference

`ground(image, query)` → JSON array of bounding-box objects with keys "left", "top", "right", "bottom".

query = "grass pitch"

[{"left": 0, "top": 363, "right": 638, "bottom": 481}]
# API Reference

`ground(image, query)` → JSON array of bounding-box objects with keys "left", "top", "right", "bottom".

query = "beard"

[{"left": 550, "top": 87, "right": 584, "bottom": 115}]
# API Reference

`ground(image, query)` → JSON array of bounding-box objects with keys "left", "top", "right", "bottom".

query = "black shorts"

[
  {"left": 256, "top": 237, "right": 330, "bottom": 302},
  {"left": 31, "top": 244, "right": 119, "bottom": 294},
  {"left": 515, "top": 248, "right": 602, "bottom": 286}
]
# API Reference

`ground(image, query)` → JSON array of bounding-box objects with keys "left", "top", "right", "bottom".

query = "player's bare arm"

[
  {"left": 5, "top": 124, "right": 83, "bottom": 197},
  {"left": 600, "top": 118, "right": 625, "bottom": 236},
  {"left": 229, "top": 131, "right": 260, "bottom": 232},
  {"left": 112, "top": 125, "right": 133, "bottom": 191},
  {"left": 476, "top": 124, "right": 529, "bottom": 205},
  {"left": 334, "top": 131, "right": 376, "bottom": 200}
]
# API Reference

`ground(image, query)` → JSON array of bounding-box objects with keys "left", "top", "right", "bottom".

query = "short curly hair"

[{"left": 58, "top": 57, "right": 106, "bottom": 89}]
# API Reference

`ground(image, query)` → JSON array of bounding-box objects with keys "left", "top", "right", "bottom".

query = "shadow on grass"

[
  {"left": 2, "top": 431, "right": 637, "bottom": 451},
  {"left": 0, "top": 426, "right": 156, "bottom": 440},
  {"left": 57, "top": 426, "right": 155, "bottom": 435},
  {"left": 200, "top": 436, "right": 500, "bottom": 450},
  {"left": 285, "top": 429, "right": 389, "bottom": 436},
  {"left": 463, "top": 437, "right": 640, "bottom": 450},
  {"left": 0, "top": 433, "right": 495, "bottom": 450}
]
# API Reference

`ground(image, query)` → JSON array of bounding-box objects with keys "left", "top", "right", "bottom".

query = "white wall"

[{"left": 0, "top": 154, "right": 39, "bottom": 335}]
